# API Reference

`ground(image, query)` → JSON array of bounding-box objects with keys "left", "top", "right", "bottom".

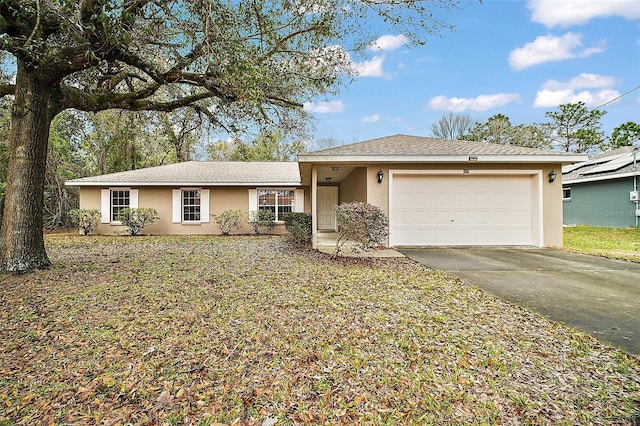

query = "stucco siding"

[
  {"left": 355, "top": 163, "right": 563, "bottom": 247},
  {"left": 78, "top": 186, "right": 307, "bottom": 235},
  {"left": 338, "top": 167, "right": 367, "bottom": 204},
  {"left": 563, "top": 178, "right": 637, "bottom": 228}
]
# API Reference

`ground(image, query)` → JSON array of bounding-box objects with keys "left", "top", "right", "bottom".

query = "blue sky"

[{"left": 304, "top": 0, "right": 640, "bottom": 145}]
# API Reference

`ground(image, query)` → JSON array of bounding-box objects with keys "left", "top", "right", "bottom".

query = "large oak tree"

[{"left": 0, "top": 0, "right": 461, "bottom": 273}]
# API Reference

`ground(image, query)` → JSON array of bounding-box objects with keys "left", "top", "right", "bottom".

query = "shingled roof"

[
  {"left": 66, "top": 161, "right": 301, "bottom": 186},
  {"left": 299, "top": 134, "right": 585, "bottom": 163}
]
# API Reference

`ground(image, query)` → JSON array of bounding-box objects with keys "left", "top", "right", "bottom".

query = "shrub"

[
  {"left": 117, "top": 207, "right": 159, "bottom": 236},
  {"left": 212, "top": 210, "right": 243, "bottom": 235},
  {"left": 282, "top": 212, "right": 312, "bottom": 245},
  {"left": 249, "top": 209, "right": 276, "bottom": 235},
  {"left": 334, "top": 202, "right": 389, "bottom": 256},
  {"left": 69, "top": 208, "right": 101, "bottom": 235}
]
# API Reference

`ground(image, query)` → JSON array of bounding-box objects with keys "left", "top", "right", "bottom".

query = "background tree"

[
  {"left": 44, "top": 112, "right": 86, "bottom": 229},
  {"left": 208, "top": 131, "right": 306, "bottom": 161},
  {"left": 510, "top": 123, "right": 553, "bottom": 149},
  {"left": 0, "top": 0, "right": 462, "bottom": 272},
  {"left": 154, "top": 109, "right": 207, "bottom": 162},
  {"left": 609, "top": 121, "right": 640, "bottom": 148},
  {"left": 307, "top": 137, "right": 339, "bottom": 153},
  {"left": 430, "top": 112, "right": 473, "bottom": 140},
  {"left": 464, "top": 114, "right": 551, "bottom": 149},
  {"left": 543, "top": 102, "right": 606, "bottom": 153},
  {"left": 81, "top": 111, "right": 173, "bottom": 175},
  {"left": 465, "top": 114, "right": 514, "bottom": 145}
]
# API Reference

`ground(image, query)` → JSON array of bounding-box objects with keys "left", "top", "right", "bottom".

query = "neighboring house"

[
  {"left": 298, "top": 134, "right": 585, "bottom": 248},
  {"left": 562, "top": 146, "right": 640, "bottom": 228},
  {"left": 66, "top": 134, "right": 586, "bottom": 246},
  {"left": 65, "top": 161, "right": 308, "bottom": 235}
]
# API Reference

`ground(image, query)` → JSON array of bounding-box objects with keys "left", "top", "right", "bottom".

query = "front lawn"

[
  {"left": 564, "top": 225, "right": 640, "bottom": 263},
  {"left": 1, "top": 235, "right": 638, "bottom": 425}
]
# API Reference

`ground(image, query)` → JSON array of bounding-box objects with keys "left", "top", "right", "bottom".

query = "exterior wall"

[
  {"left": 346, "top": 162, "right": 563, "bottom": 247},
  {"left": 79, "top": 185, "right": 309, "bottom": 235},
  {"left": 338, "top": 167, "right": 367, "bottom": 204},
  {"left": 563, "top": 178, "right": 637, "bottom": 227}
]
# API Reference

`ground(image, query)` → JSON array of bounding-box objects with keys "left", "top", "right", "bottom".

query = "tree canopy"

[
  {"left": 543, "top": 102, "right": 606, "bottom": 153},
  {"left": 463, "top": 114, "right": 551, "bottom": 149},
  {"left": 610, "top": 121, "right": 640, "bottom": 148},
  {"left": 0, "top": 0, "right": 463, "bottom": 272}
]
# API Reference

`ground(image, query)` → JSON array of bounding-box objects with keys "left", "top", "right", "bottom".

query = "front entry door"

[{"left": 317, "top": 186, "right": 338, "bottom": 231}]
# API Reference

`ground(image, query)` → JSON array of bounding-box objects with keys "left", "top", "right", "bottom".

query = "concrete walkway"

[{"left": 399, "top": 247, "right": 640, "bottom": 355}]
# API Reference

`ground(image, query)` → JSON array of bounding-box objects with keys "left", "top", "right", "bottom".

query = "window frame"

[
  {"left": 562, "top": 186, "right": 572, "bottom": 201},
  {"left": 172, "top": 188, "right": 209, "bottom": 224},
  {"left": 182, "top": 189, "right": 202, "bottom": 222},
  {"left": 257, "top": 188, "right": 295, "bottom": 222},
  {"left": 110, "top": 189, "right": 130, "bottom": 224}
]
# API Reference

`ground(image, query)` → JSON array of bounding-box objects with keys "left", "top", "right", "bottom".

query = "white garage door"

[{"left": 390, "top": 173, "right": 536, "bottom": 246}]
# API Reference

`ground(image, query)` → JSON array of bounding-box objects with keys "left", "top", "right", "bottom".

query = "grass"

[
  {"left": 563, "top": 226, "right": 640, "bottom": 262},
  {"left": 1, "top": 234, "right": 639, "bottom": 425}
]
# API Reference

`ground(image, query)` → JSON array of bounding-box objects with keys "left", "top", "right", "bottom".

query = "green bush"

[
  {"left": 212, "top": 210, "right": 243, "bottom": 235},
  {"left": 334, "top": 202, "right": 388, "bottom": 255},
  {"left": 282, "top": 212, "right": 312, "bottom": 245},
  {"left": 249, "top": 209, "right": 276, "bottom": 235},
  {"left": 69, "top": 208, "right": 101, "bottom": 235},
  {"left": 117, "top": 207, "right": 159, "bottom": 236}
]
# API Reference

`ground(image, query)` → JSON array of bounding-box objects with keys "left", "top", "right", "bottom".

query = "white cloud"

[
  {"left": 534, "top": 74, "right": 620, "bottom": 107},
  {"left": 427, "top": 93, "right": 522, "bottom": 112},
  {"left": 303, "top": 100, "right": 344, "bottom": 113},
  {"left": 534, "top": 89, "right": 620, "bottom": 107},
  {"left": 528, "top": 0, "right": 640, "bottom": 28},
  {"left": 541, "top": 73, "right": 617, "bottom": 90},
  {"left": 353, "top": 55, "right": 385, "bottom": 77},
  {"left": 509, "top": 32, "right": 605, "bottom": 70},
  {"left": 362, "top": 114, "right": 380, "bottom": 123},
  {"left": 369, "top": 34, "right": 408, "bottom": 51}
]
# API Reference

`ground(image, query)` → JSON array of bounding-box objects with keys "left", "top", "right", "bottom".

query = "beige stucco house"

[
  {"left": 66, "top": 161, "right": 309, "bottom": 236},
  {"left": 66, "top": 134, "right": 586, "bottom": 247},
  {"left": 298, "top": 134, "right": 586, "bottom": 248}
]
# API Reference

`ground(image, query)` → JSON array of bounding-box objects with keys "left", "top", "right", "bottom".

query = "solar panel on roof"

[
  {"left": 562, "top": 152, "right": 628, "bottom": 174},
  {"left": 562, "top": 163, "right": 585, "bottom": 174},
  {"left": 581, "top": 152, "right": 636, "bottom": 174}
]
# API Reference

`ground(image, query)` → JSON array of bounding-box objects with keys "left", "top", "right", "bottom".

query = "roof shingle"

[
  {"left": 66, "top": 161, "right": 301, "bottom": 186},
  {"left": 302, "top": 134, "right": 581, "bottom": 157}
]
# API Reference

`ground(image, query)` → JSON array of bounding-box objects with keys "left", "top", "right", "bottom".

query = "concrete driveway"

[{"left": 398, "top": 248, "right": 640, "bottom": 355}]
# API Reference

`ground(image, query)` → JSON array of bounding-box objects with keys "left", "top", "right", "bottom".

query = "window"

[
  {"left": 258, "top": 189, "right": 294, "bottom": 221},
  {"left": 111, "top": 189, "right": 130, "bottom": 221},
  {"left": 101, "top": 188, "right": 138, "bottom": 224},
  {"left": 563, "top": 187, "right": 572, "bottom": 200},
  {"left": 183, "top": 189, "right": 201, "bottom": 221},
  {"left": 172, "top": 188, "right": 209, "bottom": 224}
]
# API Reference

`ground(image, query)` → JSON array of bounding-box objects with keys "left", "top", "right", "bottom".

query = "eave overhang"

[{"left": 65, "top": 181, "right": 302, "bottom": 187}]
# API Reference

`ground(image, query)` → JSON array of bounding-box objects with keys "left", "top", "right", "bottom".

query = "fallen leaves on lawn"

[{"left": 0, "top": 235, "right": 638, "bottom": 425}]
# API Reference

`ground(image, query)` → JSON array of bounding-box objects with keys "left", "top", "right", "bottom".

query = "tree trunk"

[{"left": 0, "top": 62, "right": 53, "bottom": 273}]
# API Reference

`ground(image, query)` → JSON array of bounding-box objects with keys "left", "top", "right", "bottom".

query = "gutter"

[{"left": 65, "top": 181, "right": 303, "bottom": 187}]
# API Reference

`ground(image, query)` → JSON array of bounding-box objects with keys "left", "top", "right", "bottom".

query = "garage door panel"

[{"left": 390, "top": 174, "right": 535, "bottom": 246}]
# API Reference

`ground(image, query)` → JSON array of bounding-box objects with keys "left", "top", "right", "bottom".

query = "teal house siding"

[{"left": 563, "top": 178, "right": 637, "bottom": 227}]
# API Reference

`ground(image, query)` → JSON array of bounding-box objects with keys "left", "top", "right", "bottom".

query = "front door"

[{"left": 317, "top": 186, "right": 338, "bottom": 231}]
